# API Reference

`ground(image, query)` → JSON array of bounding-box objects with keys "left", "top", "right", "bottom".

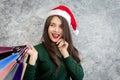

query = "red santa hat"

[{"left": 47, "top": 5, "right": 79, "bottom": 35}]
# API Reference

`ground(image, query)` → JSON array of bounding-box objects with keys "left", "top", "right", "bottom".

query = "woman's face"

[{"left": 48, "top": 16, "right": 63, "bottom": 43}]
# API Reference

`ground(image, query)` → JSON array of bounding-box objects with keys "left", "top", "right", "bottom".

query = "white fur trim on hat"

[
  {"left": 73, "top": 29, "right": 79, "bottom": 35},
  {"left": 47, "top": 9, "right": 71, "bottom": 26}
]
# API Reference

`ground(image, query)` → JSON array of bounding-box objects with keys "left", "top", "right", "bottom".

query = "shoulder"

[
  {"left": 34, "top": 42, "right": 49, "bottom": 59},
  {"left": 34, "top": 42, "right": 44, "bottom": 50},
  {"left": 34, "top": 42, "right": 47, "bottom": 52},
  {"left": 34, "top": 43, "right": 46, "bottom": 55}
]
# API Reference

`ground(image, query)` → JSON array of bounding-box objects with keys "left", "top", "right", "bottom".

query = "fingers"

[
  {"left": 22, "top": 41, "right": 37, "bottom": 54},
  {"left": 23, "top": 42, "right": 28, "bottom": 45},
  {"left": 24, "top": 44, "right": 37, "bottom": 56},
  {"left": 56, "top": 39, "right": 66, "bottom": 48},
  {"left": 29, "top": 45, "right": 34, "bottom": 50},
  {"left": 22, "top": 42, "right": 28, "bottom": 52},
  {"left": 26, "top": 45, "right": 38, "bottom": 65},
  {"left": 29, "top": 45, "right": 37, "bottom": 52},
  {"left": 56, "top": 39, "right": 65, "bottom": 44}
]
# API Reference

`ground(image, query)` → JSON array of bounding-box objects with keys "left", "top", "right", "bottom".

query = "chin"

[
  {"left": 51, "top": 38, "right": 59, "bottom": 43},
  {"left": 51, "top": 40, "right": 58, "bottom": 43}
]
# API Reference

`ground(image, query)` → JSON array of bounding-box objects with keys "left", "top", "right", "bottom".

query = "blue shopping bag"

[
  {"left": 0, "top": 45, "right": 28, "bottom": 80},
  {"left": 0, "top": 53, "right": 19, "bottom": 70}
]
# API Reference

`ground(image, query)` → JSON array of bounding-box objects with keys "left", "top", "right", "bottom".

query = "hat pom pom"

[{"left": 73, "top": 29, "right": 79, "bottom": 35}]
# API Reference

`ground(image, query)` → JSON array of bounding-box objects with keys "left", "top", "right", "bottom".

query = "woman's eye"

[
  {"left": 50, "top": 24, "right": 54, "bottom": 26},
  {"left": 50, "top": 24, "right": 55, "bottom": 27}
]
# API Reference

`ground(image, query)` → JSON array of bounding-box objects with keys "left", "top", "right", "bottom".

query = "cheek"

[
  {"left": 60, "top": 29, "right": 63, "bottom": 36},
  {"left": 48, "top": 27, "right": 53, "bottom": 38},
  {"left": 48, "top": 27, "right": 51, "bottom": 35}
]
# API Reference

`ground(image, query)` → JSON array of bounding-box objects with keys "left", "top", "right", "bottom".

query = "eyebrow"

[{"left": 50, "top": 22, "right": 62, "bottom": 27}]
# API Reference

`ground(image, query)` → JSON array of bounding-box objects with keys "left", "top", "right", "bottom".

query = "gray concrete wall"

[{"left": 0, "top": 0, "right": 120, "bottom": 80}]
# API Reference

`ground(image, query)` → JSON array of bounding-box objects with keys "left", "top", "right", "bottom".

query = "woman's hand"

[
  {"left": 25, "top": 45, "right": 38, "bottom": 65},
  {"left": 56, "top": 39, "right": 69, "bottom": 58}
]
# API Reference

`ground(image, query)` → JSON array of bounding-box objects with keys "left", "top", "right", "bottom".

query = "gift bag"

[
  {"left": 0, "top": 60, "right": 16, "bottom": 80},
  {"left": 0, "top": 45, "right": 28, "bottom": 80}
]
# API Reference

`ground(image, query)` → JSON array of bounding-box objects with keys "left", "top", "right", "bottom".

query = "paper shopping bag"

[
  {"left": 4, "top": 62, "right": 19, "bottom": 80},
  {"left": 4, "top": 53, "right": 24, "bottom": 80},
  {"left": 21, "top": 54, "right": 28, "bottom": 80},
  {"left": 12, "top": 62, "right": 24, "bottom": 80},
  {"left": 0, "top": 60, "right": 16, "bottom": 80},
  {"left": 0, "top": 53, "right": 19, "bottom": 70},
  {"left": 0, "top": 45, "right": 27, "bottom": 60},
  {"left": 0, "top": 45, "right": 28, "bottom": 80}
]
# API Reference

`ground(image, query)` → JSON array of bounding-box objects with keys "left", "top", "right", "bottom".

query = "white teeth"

[
  {"left": 52, "top": 33, "right": 60, "bottom": 38},
  {"left": 53, "top": 33, "right": 59, "bottom": 36}
]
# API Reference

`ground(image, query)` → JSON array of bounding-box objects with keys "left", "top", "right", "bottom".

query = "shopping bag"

[
  {"left": 4, "top": 62, "right": 19, "bottom": 80},
  {"left": 0, "top": 47, "right": 13, "bottom": 54},
  {"left": 21, "top": 54, "right": 28, "bottom": 80},
  {"left": 0, "top": 53, "right": 19, "bottom": 70},
  {"left": 4, "top": 61, "right": 24, "bottom": 80},
  {"left": 0, "top": 45, "right": 28, "bottom": 80},
  {"left": 3, "top": 51, "right": 25, "bottom": 80},
  {"left": 0, "top": 45, "right": 27, "bottom": 60},
  {"left": 0, "top": 60, "right": 16, "bottom": 80},
  {"left": 12, "top": 50, "right": 25, "bottom": 80},
  {"left": 0, "top": 45, "right": 27, "bottom": 54},
  {"left": 13, "top": 62, "right": 24, "bottom": 80}
]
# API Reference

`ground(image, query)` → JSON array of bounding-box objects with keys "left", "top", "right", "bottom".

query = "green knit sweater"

[{"left": 23, "top": 43, "right": 84, "bottom": 80}]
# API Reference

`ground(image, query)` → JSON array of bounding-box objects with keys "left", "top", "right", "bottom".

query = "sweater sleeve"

[
  {"left": 63, "top": 56, "right": 84, "bottom": 80},
  {"left": 23, "top": 54, "right": 39, "bottom": 80},
  {"left": 23, "top": 45, "right": 41, "bottom": 80},
  {"left": 23, "top": 63, "right": 36, "bottom": 80}
]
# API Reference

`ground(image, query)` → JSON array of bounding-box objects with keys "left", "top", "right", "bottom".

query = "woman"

[{"left": 23, "top": 5, "right": 84, "bottom": 80}]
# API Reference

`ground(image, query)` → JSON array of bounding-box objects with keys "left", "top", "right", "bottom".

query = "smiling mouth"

[{"left": 52, "top": 33, "right": 60, "bottom": 39}]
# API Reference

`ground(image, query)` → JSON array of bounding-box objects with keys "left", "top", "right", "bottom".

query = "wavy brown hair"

[{"left": 41, "top": 15, "right": 81, "bottom": 71}]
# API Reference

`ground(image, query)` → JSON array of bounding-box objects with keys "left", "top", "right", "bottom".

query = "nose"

[{"left": 54, "top": 26, "right": 59, "bottom": 32}]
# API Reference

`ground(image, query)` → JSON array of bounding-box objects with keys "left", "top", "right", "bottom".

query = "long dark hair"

[{"left": 41, "top": 15, "right": 81, "bottom": 71}]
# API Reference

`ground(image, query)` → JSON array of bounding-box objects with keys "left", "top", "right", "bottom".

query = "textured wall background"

[{"left": 0, "top": 0, "right": 120, "bottom": 80}]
